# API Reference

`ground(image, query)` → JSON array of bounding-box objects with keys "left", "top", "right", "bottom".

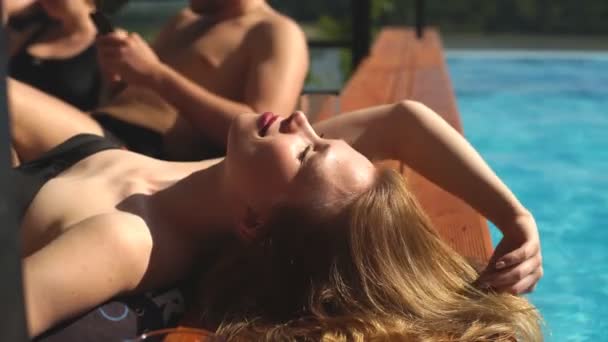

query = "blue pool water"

[{"left": 447, "top": 50, "right": 608, "bottom": 341}]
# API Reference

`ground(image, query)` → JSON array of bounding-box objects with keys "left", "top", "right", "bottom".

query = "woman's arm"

[
  {"left": 23, "top": 213, "right": 152, "bottom": 337},
  {"left": 313, "top": 101, "right": 542, "bottom": 294}
]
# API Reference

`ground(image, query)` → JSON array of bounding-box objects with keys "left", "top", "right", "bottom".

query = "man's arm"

[
  {"left": 313, "top": 101, "right": 542, "bottom": 294},
  {"left": 23, "top": 213, "right": 152, "bottom": 337},
  {"left": 97, "top": 17, "right": 308, "bottom": 148},
  {"left": 243, "top": 18, "right": 309, "bottom": 119}
]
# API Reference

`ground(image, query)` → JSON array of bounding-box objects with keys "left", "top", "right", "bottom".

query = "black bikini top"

[{"left": 9, "top": 20, "right": 102, "bottom": 111}]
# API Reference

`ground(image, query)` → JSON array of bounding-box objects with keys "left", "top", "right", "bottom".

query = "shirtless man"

[{"left": 12, "top": 0, "right": 309, "bottom": 161}]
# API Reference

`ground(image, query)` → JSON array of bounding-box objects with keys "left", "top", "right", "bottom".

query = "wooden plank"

[
  {"left": 332, "top": 27, "right": 492, "bottom": 263},
  {"left": 405, "top": 28, "right": 493, "bottom": 262}
]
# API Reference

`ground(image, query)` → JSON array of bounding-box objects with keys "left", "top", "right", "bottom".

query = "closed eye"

[{"left": 298, "top": 145, "right": 312, "bottom": 164}]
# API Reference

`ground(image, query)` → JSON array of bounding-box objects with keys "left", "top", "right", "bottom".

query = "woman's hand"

[
  {"left": 478, "top": 212, "right": 543, "bottom": 295},
  {"left": 96, "top": 31, "right": 164, "bottom": 87}
]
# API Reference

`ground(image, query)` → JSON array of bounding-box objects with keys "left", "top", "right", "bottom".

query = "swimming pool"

[{"left": 447, "top": 50, "right": 608, "bottom": 341}]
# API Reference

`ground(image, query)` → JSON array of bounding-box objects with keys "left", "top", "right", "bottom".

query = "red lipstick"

[{"left": 258, "top": 112, "right": 278, "bottom": 137}]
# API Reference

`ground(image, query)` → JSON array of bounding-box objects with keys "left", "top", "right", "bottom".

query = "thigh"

[{"left": 8, "top": 78, "right": 104, "bottom": 162}]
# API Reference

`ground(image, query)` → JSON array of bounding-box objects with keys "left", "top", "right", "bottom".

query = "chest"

[
  {"left": 19, "top": 170, "right": 152, "bottom": 255},
  {"left": 155, "top": 21, "right": 252, "bottom": 95}
]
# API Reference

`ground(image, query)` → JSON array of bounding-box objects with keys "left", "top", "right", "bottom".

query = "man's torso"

[{"left": 98, "top": 8, "right": 281, "bottom": 149}]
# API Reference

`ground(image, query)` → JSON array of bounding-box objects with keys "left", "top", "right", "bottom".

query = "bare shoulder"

[
  {"left": 85, "top": 212, "right": 152, "bottom": 250},
  {"left": 82, "top": 212, "right": 153, "bottom": 284},
  {"left": 172, "top": 8, "right": 200, "bottom": 27},
  {"left": 250, "top": 10, "right": 306, "bottom": 43},
  {"left": 157, "top": 8, "right": 200, "bottom": 36},
  {"left": 92, "top": 211, "right": 147, "bottom": 228}
]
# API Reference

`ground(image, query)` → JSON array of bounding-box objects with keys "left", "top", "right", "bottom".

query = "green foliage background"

[
  {"left": 110, "top": 0, "right": 608, "bottom": 90},
  {"left": 113, "top": 0, "right": 608, "bottom": 40},
  {"left": 269, "top": 0, "right": 608, "bottom": 39}
]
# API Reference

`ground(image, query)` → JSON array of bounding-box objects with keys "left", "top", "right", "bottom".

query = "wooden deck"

[{"left": 315, "top": 27, "right": 493, "bottom": 264}]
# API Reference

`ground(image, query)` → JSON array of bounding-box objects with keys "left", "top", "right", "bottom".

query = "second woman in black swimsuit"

[
  {"left": 7, "top": 1, "right": 163, "bottom": 160},
  {"left": 8, "top": 0, "right": 102, "bottom": 111}
]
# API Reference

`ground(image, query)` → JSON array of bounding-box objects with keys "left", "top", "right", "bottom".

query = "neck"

[
  {"left": 212, "top": 0, "right": 268, "bottom": 20},
  {"left": 148, "top": 161, "right": 239, "bottom": 239},
  {"left": 57, "top": 10, "right": 95, "bottom": 36}
]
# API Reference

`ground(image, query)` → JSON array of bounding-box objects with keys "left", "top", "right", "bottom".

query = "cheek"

[
  {"left": 247, "top": 143, "right": 298, "bottom": 194},
  {"left": 227, "top": 136, "right": 299, "bottom": 204}
]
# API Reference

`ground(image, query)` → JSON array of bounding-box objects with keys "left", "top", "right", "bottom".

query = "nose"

[{"left": 279, "top": 111, "right": 309, "bottom": 134}]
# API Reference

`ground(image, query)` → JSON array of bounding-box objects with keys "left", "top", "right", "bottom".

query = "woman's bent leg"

[{"left": 8, "top": 78, "right": 104, "bottom": 162}]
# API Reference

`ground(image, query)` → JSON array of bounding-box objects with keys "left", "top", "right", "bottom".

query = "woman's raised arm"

[{"left": 313, "top": 100, "right": 542, "bottom": 294}]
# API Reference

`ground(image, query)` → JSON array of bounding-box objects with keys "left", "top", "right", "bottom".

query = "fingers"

[
  {"left": 523, "top": 283, "right": 538, "bottom": 294},
  {"left": 485, "top": 253, "right": 542, "bottom": 288},
  {"left": 96, "top": 30, "right": 135, "bottom": 51},
  {"left": 496, "top": 267, "right": 543, "bottom": 295},
  {"left": 114, "top": 28, "right": 129, "bottom": 38},
  {"left": 129, "top": 32, "right": 145, "bottom": 44},
  {"left": 96, "top": 32, "right": 127, "bottom": 46},
  {"left": 494, "top": 241, "right": 539, "bottom": 270},
  {"left": 98, "top": 48, "right": 124, "bottom": 59},
  {"left": 97, "top": 32, "right": 148, "bottom": 57},
  {"left": 477, "top": 254, "right": 543, "bottom": 295}
]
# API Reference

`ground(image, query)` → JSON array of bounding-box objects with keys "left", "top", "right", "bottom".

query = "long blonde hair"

[{"left": 198, "top": 168, "right": 542, "bottom": 341}]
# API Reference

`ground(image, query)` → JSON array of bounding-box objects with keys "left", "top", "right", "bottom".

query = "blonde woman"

[{"left": 10, "top": 80, "right": 542, "bottom": 340}]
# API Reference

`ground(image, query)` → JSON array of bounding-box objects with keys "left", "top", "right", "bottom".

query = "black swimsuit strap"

[{"left": 13, "top": 134, "right": 121, "bottom": 221}]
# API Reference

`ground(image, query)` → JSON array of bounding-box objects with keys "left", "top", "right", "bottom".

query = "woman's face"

[{"left": 225, "top": 112, "right": 375, "bottom": 217}]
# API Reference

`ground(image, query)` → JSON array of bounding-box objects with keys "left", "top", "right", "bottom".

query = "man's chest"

[{"left": 155, "top": 25, "right": 252, "bottom": 96}]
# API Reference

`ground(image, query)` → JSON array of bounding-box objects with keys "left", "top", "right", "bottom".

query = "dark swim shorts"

[{"left": 92, "top": 112, "right": 164, "bottom": 158}]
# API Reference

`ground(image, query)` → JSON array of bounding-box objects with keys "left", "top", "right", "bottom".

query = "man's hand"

[
  {"left": 96, "top": 31, "right": 164, "bottom": 87},
  {"left": 477, "top": 212, "right": 543, "bottom": 295}
]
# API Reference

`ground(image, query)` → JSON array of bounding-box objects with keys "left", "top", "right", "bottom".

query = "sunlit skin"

[
  {"left": 7, "top": 0, "right": 97, "bottom": 59},
  {"left": 226, "top": 111, "right": 376, "bottom": 218},
  {"left": 17, "top": 110, "right": 377, "bottom": 337},
  {"left": 8, "top": 80, "right": 541, "bottom": 336}
]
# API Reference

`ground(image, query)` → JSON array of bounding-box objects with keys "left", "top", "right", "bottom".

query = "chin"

[{"left": 227, "top": 114, "right": 255, "bottom": 155}]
